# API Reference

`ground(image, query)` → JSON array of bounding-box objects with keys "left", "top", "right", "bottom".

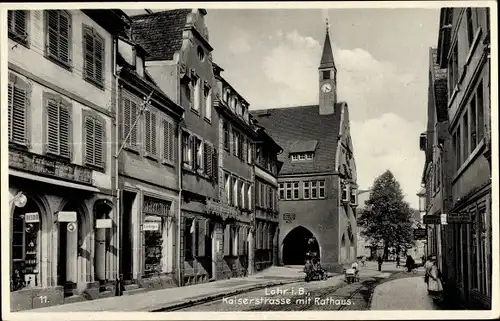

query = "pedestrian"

[
  {"left": 396, "top": 255, "right": 400, "bottom": 268},
  {"left": 424, "top": 255, "right": 434, "bottom": 286},
  {"left": 377, "top": 256, "right": 383, "bottom": 271},
  {"left": 405, "top": 255, "right": 415, "bottom": 272},
  {"left": 427, "top": 256, "right": 443, "bottom": 301},
  {"left": 361, "top": 256, "right": 366, "bottom": 267}
]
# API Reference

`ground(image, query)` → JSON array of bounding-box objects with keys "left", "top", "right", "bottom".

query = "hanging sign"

[
  {"left": 57, "top": 211, "right": 77, "bottom": 222},
  {"left": 447, "top": 213, "right": 472, "bottom": 224},
  {"left": 67, "top": 222, "right": 76, "bottom": 232},
  {"left": 24, "top": 212, "right": 40, "bottom": 223},
  {"left": 96, "top": 219, "right": 112, "bottom": 229},
  {"left": 413, "top": 228, "right": 427, "bottom": 240},
  {"left": 142, "top": 222, "right": 160, "bottom": 231},
  {"left": 440, "top": 214, "right": 448, "bottom": 225},
  {"left": 423, "top": 214, "right": 440, "bottom": 225}
]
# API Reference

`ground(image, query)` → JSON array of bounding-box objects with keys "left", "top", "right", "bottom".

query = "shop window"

[
  {"left": 11, "top": 210, "right": 40, "bottom": 292},
  {"left": 184, "top": 218, "right": 194, "bottom": 260},
  {"left": 143, "top": 216, "right": 163, "bottom": 276},
  {"left": 278, "top": 183, "right": 284, "bottom": 200}
]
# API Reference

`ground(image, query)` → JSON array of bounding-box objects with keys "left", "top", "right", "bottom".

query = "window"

[
  {"left": 192, "top": 76, "right": 200, "bottom": 113},
  {"left": 195, "top": 137, "right": 203, "bottom": 170},
  {"left": 223, "top": 88, "right": 229, "bottom": 102},
  {"left": 8, "top": 10, "right": 28, "bottom": 43},
  {"left": 233, "top": 178, "right": 238, "bottom": 206},
  {"left": 84, "top": 116, "right": 104, "bottom": 168},
  {"left": 299, "top": 154, "right": 305, "bottom": 160},
  {"left": 144, "top": 216, "right": 164, "bottom": 275},
  {"left": 46, "top": 97, "right": 71, "bottom": 158},
  {"left": 204, "top": 87, "right": 212, "bottom": 121},
  {"left": 341, "top": 182, "right": 349, "bottom": 202},
  {"left": 240, "top": 182, "right": 246, "bottom": 208},
  {"left": 83, "top": 26, "right": 104, "bottom": 88},
  {"left": 306, "top": 153, "right": 313, "bottom": 160},
  {"left": 239, "top": 135, "right": 245, "bottom": 161},
  {"left": 463, "top": 111, "right": 469, "bottom": 159},
  {"left": 322, "top": 70, "right": 330, "bottom": 80},
  {"left": 144, "top": 109, "right": 157, "bottom": 156},
  {"left": 7, "top": 78, "right": 29, "bottom": 145},
  {"left": 247, "top": 184, "right": 252, "bottom": 210},
  {"left": 456, "top": 126, "right": 462, "bottom": 170},
  {"left": 233, "top": 131, "right": 239, "bottom": 157},
  {"left": 184, "top": 218, "right": 194, "bottom": 260},
  {"left": 261, "top": 183, "right": 266, "bottom": 208},
  {"left": 278, "top": 183, "right": 284, "bottom": 200},
  {"left": 285, "top": 183, "right": 292, "bottom": 200},
  {"left": 319, "top": 180, "right": 325, "bottom": 199},
  {"left": 303, "top": 182, "right": 310, "bottom": 199},
  {"left": 247, "top": 140, "right": 253, "bottom": 164},
  {"left": 45, "top": 10, "right": 71, "bottom": 67},
  {"left": 203, "top": 143, "right": 213, "bottom": 176},
  {"left": 225, "top": 174, "right": 231, "bottom": 204},
  {"left": 466, "top": 8, "right": 474, "bottom": 47},
  {"left": 223, "top": 121, "right": 230, "bottom": 151},
  {"left": 470, "top": 95, "right": 477, "bottom": 151},
  {"left": 162, "top": 119, "right": 175, "bottom": 164},
  {"left": 293, "top": 182, "right": 299, "bottom": 200},
  {"left": 291, "top": 154, "right": 298, "bottom": 161},
  {"left": 448, "top": 44, "right": 459, "bottom": 95},
  {"left": 255, "top": 182, "right": 261, "bottom": 207},
  {"left": 349, "top": 186, "right": 357, "bottom": 205},
  {"left": 311, "top": 181, "right": 317, "bottom": 199},
  {"left": 122, "top": 95, "right": 139, "bottom": 151},
  {"left": 197, "top": 46, "right": 205, "bottom": 61},
  {"left": 477, "top": 81, "right": 484, "bottom": 142},
  {"left": 182, "top": 131, "right": 191, "bottom": 166},
  {"left": 452, "top": 132, "right": 457, "bottom": 172},
  {"left": 11, "top": 212, "right": 40, "bottom": 291}
]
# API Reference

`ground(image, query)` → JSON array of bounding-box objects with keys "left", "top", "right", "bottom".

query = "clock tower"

[{"left": 319, "top": 20, "right": 337, "bottom": 115}]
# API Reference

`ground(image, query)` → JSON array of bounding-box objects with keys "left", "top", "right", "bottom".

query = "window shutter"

[
  {"left": 8, "top": 83, "right": 13, "bottom": 141},
  {"left": 84, "top": 117, "right": 95, "bottom": 164},
  {"left": 191, "top": 136, "right": 197, "bottom": 168},
  {"left": 8, "top": 11, "right": 13, "bottom": 32},
  {"left": 94, "top": 118, "right": 104, "bottom": 167},
  {"left": 59, "top": 104, "right": 71, "bottom": 158},
  {"left": 197, "top": 219, "right": 206, "bottom": 257},
  {"left": 47, "top": 11, "right": 59, "bottom": 59},
  {"left": 204, "top": 143, "right": 211, "bottom": 175},
  {"left": 94, "top": 35, "right": 104, "bottom": 85},
  {"left": 58, "top": 12, "right": 70, "bottom": 64},
  {"left": 11, "top": 86, "right": 28, "bottom": 144},
  {"left": 46, "top": 100, "right": 59, "bottom": 154},
  {"left": 238, "top": 226, "right": 244, "bottom": 255},
  {"left": 151, "top": 112, "right": 157, "bottom": 155},
  {"left": 223, "top": 225, "right": 231, "bottom": 256},
  {"left": 84, "top": 29, "right": 94, "bottom": 80},
  {"left": 191, "top": 219, "right": 198, "bottom": 257},
  {"left": 168, "top": 122, "right": 174, "bottom": 162},
  {"left": 212, "top": 148, "right": 218, "bottom": 183},
  {"left": 130, "top": 100, "right": 138, "bottom": 148},
  {"left": 144, "top": 110, "right": 151, "bottom": 154},
  {"left": 122, "top": 97, "right": 131, "bottom": 144}
]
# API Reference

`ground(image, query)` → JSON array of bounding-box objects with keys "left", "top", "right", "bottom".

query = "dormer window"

[
  {"left": 136, "top": 53, "right": 144, "bottom": 78},
  {"left": 341, "top": 182, "right": 349, "bottom": 203},
  {"left": 291, "top": 152, "right": 314, "bottom": 161},
  {"left": 350, "top": 186, "right": 358, "bottom": 206},
  {"left": 197, "top": 46, "right": 205, "bottom": 61}
]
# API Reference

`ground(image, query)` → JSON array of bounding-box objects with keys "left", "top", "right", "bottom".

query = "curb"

[{"left": 147, "top": 278, "right": 303, "bottom": 312}]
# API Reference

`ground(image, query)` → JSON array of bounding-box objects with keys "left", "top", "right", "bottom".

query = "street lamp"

[{"left": 11, "top": 192, "right": 27, "bottom": 208}]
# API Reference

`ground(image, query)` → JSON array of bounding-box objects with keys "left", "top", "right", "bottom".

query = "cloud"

[
  {"left": 227, "top": 30, "right": 252, "bottom": 55},
  {"left": 260, "top": 30, "right": 425, "bottom": 208}
]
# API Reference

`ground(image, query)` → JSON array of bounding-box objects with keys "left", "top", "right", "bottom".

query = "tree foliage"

[{"left": 358, "top": 170, "right": 415, "bottom": 258}]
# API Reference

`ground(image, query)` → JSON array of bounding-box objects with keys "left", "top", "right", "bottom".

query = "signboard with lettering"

[
  {"left": 206, "top": 199, "right": 240, "bottom": 217},
  {"left": 447, "top": 214, "right": 472, "bottom": 224},
  {"left": 413, "top": 228, "right": 427, "bottom": 240},
  {"left": 57, "top": 211, "right": 77, "bottom": 222},
  {"left": 96, "top": 219, "right": 112, "bottom": 229},
  {"left": 283, "top": 213, "right": 296, "bottom": 223},
  {"left": 9, "top": 149, "right": 93, "bottom": 185},
  {"left": 142, "top": 222, "right": 160, "bottom": 231},
  {"left": 143, "top": 196, "right": 171, "bottom": 217},
  {"left": 423, "top": 215, "right": 441, "bottom": 225},
  {"left": 24, "top": 212, "right": 40, "bottom": 223}
]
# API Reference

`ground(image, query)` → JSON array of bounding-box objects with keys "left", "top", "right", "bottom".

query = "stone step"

[
  {"left": 98, "top": 291, "right": 115, "bottom": 299},
  {"left": 124, "top": 284, "right": 139, "bottom": 291},
  {"left": 64, "top": 295, "right": 86, "bottom": 304},
  {"left": 122, "top": 287, "right": 148, "bottom": 296}
]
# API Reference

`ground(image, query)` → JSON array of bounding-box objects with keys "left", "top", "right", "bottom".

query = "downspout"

[{"left": 176, "top": 114, "right": 183, "bottom": 286}]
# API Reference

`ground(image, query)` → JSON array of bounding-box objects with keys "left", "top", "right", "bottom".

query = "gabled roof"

[
  {"left": 129, "top": 9, "right": 192, "bottom": 61},
  {"left": 250, "top": 104, "right": 343, "bottom": 175},
  {"left": 430, "top": 48, "right": 448, "bottom": 122}
]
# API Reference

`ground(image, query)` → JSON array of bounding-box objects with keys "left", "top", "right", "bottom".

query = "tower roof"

[{"left": 319, "top": 21, "right": 336, "bottom": 70}]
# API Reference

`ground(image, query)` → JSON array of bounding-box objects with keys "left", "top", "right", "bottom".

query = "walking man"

[
  {"left": 396, "top": 255, "right": 400, "bottom": 268},
  {"left": 377, "top": 256, "right": 383, "bottom": 271}
]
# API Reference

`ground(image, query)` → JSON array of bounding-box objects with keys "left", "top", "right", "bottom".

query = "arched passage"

[{"left": 282, "top": 226, "right": 319, "bottom": 265}]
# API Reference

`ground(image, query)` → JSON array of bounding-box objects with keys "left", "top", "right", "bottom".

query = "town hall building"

[{"left": 251, "top": 24, "right": 359, "bottom": 272}]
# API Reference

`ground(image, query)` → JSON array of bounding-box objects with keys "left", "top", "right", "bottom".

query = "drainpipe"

[{"left": 176, "top": 117, "right": 183, "bottom": 286}]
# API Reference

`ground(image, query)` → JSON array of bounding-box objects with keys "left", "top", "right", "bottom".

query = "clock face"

[{"left": 321, "top": 83, "right": 332, "bottom": 93}]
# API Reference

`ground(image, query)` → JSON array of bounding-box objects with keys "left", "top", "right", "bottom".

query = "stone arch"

[
  {"left": 10, "top": 192, "right": 53, "bottom": 289},
  {"left": 281, "top": 226, "right": 320, "bottom": 265}
]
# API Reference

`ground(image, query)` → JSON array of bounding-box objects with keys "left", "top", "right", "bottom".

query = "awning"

[{"left": 9, "top": 170, "right": 100, "bottom": 193}]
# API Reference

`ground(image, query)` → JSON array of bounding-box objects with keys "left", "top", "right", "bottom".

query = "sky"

[{"left": 127, "top": 8, "right": 440, "bottom": 209}]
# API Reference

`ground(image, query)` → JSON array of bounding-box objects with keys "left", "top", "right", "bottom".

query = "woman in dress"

[{"left": 427, "top": 257, "right": 443, "bottom": 301}]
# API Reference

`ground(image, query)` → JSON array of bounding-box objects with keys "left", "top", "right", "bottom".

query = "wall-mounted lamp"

[{"left": 11, "top": 192, "right": 27, "bottom": 208}]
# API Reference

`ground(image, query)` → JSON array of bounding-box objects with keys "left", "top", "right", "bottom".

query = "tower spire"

[{"left": 319, "top": 19, "right": 336, "bottom": 70}]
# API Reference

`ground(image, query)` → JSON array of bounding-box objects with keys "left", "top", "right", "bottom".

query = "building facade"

[
  {"left": 250, "top": 26, "right": 359, "bottom": 272},
  {"left": 436, "top": 7, "right": 492, "bottom": 309},
  {"left": 212, "top": 63, "right": 256, "bottom": 278},
  {"left": 8, "top": 9, "right": 127, "bottom": 310},
  {"left": 115, "top": 31, "right": 184, "bottom": 293},
  {"left": 253, "top": 125, "right": 283, "bottom": 271},
  {"left": 130, "top": 9, "right": 225, "bottom": 286}
]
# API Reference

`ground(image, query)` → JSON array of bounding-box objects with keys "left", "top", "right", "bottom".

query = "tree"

[{"left": 357, "top": 170, "right": 415, "bottom": 260}]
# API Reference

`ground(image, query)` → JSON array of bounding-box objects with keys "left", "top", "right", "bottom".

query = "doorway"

[
  {"left": 121, "top": 191, "right": 135, "bottom": 282},
  {"left": 282, "top": 226, "right": 319, "bottom": 265},
  {"left": 94, "top": 201, "right": 112, "bottom": 290}
]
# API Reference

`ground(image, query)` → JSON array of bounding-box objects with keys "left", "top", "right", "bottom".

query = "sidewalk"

[
  {"left": 23, "top": 266, "right": 308, "bottom": 312},
  {"left": 370, "top": 276, "right": 440, "bottom": 310}
]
